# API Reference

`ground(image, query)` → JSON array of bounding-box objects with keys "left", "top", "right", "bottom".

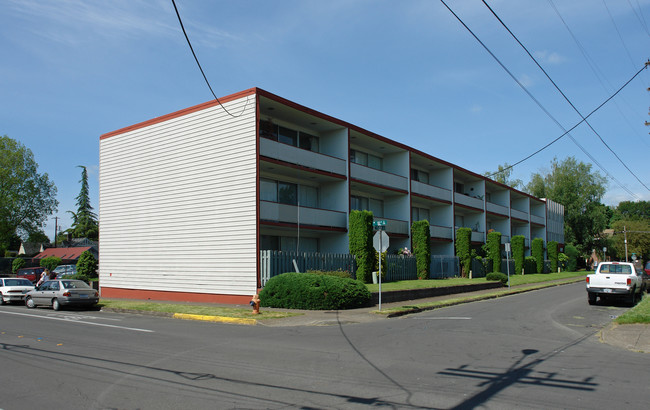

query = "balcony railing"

[
  {"left": 430, "top": 224, "right": 453, "bottom": 240},
  {"left": 260, "top": 138, "right": 346, "bottom": 175},
  {"left": 411, "top": 180, "right": 452, "bottom": 202},
  {"left": 454, "top": 193, "right": 483, "bottom": 209},
  {"left": 530, "top": 214, "right": 545, "bottom": 225},
  {"left": 260, "top": 201, "right": 347, "bottom": 228},
  {"left": 351, "top": 163, "right": 408, "bottom": 191},
  {"left": 511, "top": 208, "right": 528, "bottom": 221},
  {"left": 374, "top": 217, "right": 409, "bottom": 235},
  {"left": 486, "top": 201, "right": 508, "bottom": 216}
]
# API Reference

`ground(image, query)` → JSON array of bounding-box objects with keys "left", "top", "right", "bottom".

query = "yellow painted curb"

[{"left": 173, "top": 313, "right": 257, "bottom": 325}]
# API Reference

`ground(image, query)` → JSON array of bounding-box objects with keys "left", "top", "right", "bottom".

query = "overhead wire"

[
  {"left": 546, "top": 0, "right": 650, "bottom": 149},
  {"left": 481, "top": 0, "right": 650, "bottom": 193},
  {"left": 170, "top": 0, "right": 248, "bottom": 118},
  {"left": 438, "top": 0, "right": 644, "bottom": 199}
]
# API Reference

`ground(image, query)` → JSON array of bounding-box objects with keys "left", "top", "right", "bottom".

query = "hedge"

[
  {"left": 259, "top": 272, "right": 372, "bottom": 310},
  {"left": 349, "top": 210, "right": 375, "bottom": 283},
  {"left": 411, "top": 220, "right": 430, "bottom": 279},
  {"left": 455, "top": 227, "right": 472, "bottom": 278},
  {"left": 486, "top": 231, "right": 502, "bottom": 273},
  {"left": 511, "top": 235, "right": 525, "bottom": 275},
  {"left": 531, "top": 238, "right": 545, "bottom": 274},
  {"left": 547, "top": 241, "right": 558, "bottom": 273}
]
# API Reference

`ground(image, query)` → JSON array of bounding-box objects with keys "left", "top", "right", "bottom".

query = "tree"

[
  {"left": 610, "top": 201, "right": 650, "bottom": 223},
  {"left": 39, "top": 256, "right": 61, "bottom": 271},
  {"left": 526, "top": 156, "right": 607, "bottom": 254},
  {"left": 76, "top": 250, "right": 98, "bottom": 278},
  {"left": 485, "top": 163, "right": 523, "bottom": 189},
  {"left": 27, "top": 230, "right": 50, "bottom": 244},
  {"left": 0, "top": 136, "right": 58, "bottom": 252},
  {"left": 349, "top": 210, "right": 375, "bottom": 283},
  {"left": 610, "top": 220, "right": 650, "bottom": 261},
  {"left": 69, "top": 166, "right": 98, "bottom": 240}
]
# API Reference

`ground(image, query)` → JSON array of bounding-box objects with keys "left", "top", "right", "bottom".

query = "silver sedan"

[{"left": 25, "top": 279, "right": 99, "bottom": 311}]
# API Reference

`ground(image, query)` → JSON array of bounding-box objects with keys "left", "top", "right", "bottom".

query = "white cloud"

[{"left": 533, "top": 50, "right": 565, "bottom": 65}]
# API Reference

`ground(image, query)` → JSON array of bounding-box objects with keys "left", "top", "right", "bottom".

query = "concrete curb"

[{"left": 172, "top": 313, "right": 258, "bottom": 325}]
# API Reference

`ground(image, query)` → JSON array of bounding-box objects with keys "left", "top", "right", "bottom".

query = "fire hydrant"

[{"left": 250, "top": 293, "right": 261, "bottom": 314}]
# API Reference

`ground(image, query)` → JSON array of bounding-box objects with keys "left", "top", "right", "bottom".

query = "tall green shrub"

[
  {"left": 565, "top": 243, "right": 579, "bottom": 271},
  {"left": 411, "top": 220, "right": 430, "bottom": 279},
  {"left": 455, "top": 227, "right": 472, "bottom": 277},
  {"left": 511, "top": 235, "right": 525, "bottom": 275},
  {"left": 39, "top": 256, "right": 61, "bottom": 271},
  {"left": 76, "top": 250, "right": 98, "bottom": 278},
  {"left": 486, "top": 231, "right": 502, "bottom": 273},
  {"left": 349, "top": 210, "right": 375, "bottom": 283},
  {"left": 548, "top": 241, "right": 558, "bottom": 273},
  {"left": 532, "top": 238, "right": 545, "bottom": 273},
  {"left": 12, "top": 258, "right": 25, "bottom": 273}
]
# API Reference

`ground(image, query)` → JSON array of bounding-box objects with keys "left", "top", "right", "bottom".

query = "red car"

[{"left": 16, "top": 267, "right": 45, "bottom": 283}]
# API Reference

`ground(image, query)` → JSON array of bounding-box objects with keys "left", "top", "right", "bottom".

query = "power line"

[
  {"left": 170, "top": 0, "right": 248, "bottom": 118},
  {"left": 438, "top": 0, "right": 643, "bottom": 199},
  {"left": 481, "top": 0, "right": 650, "bottom": 193}
]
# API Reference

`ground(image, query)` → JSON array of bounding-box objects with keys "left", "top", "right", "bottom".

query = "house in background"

[
  {"left": 18, "top": 242, "right": 47, "bottom": 257},
  {"left": 33, "top": 247, "right": 97, "bottom": 266},
  {"left": 99, "top": 87, "right": 564, "bottom": 304}
]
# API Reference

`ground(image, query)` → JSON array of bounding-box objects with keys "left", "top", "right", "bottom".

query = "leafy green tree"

[
  {"left": 76, "top": 250, "right": 98, "bottom": 278},
  {"left": 511, "top": 235, "right": 525, "bottom": 275},
  {"left": 455, "top": 227, "right": 472, "bottom": 277},
  {"left": 610, "top": 220, "right": 650, "bottom": 261},
  {"left": 486, "top": 231, "right": 502, "bottom": 273},
  {"left": 526, "top": 156, "right": 607, "bottom": 255},
  {"left": 532, "top": 238, "right": 545, "bottom": 273},
  {"left": 0, "top": 136, "right": 58, "bottom": 251},
  {"left": 349, "top": 210, "right": 375, "bottom": 283},
  {"left": 39, "top": 256, "right": 62, "bottom": 271},
  {"left": 411, "top": 220, "right": 430, "bottom": 279},
  {"left": 485, "top": 163, "right": 523, "bottom": 189},
  {"left": 12, "top": 258, "right": 25, "bottom": 273},
  {"left": 610, "top": 201, "right": 650, "bottom": 223},
  {"left": 27, "top": 230, "right": 50, "bottom": 244},
  {"left": 69, "top": 166, "right": 98, "bottom": 240}
]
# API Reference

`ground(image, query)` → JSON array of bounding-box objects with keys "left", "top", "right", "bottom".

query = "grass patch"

[
  {"left": 99, "top": 299, "right": 301, "bottom": 320},
  {"left": 615, "top": 294, "right": 650, "bottom": 324},
  {"left": 366, "top": 271, "right": 585, "bottom": 293}
]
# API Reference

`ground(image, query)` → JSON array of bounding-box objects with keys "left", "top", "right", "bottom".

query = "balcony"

[
  {"left": 411, "top": 180, "right": 452, "bottom": 202},
  {"left": 430, "top": 224, "right": 453, "bottom": 240},
  {"left": 511, "top": 208, "right": 528, "bottom": 221},
  {"left": 471, "top": 231, "right": 485, "bottom": 242},
  {"left": 351, "top": 163, "right": 408, "bottom": 191},
  {"left": 454, "top": 193, "right": 483, "bottom": 210},
  {"left": 260, "top": 138, "right": 346, "bottom": 176},
  {"left": 486, "top": 201, "right": 508, "bottom": 216},
  {"left": 374, "top": 217, "right": 409, "bottom": 235},
  {"left": 260, "top": 201, "right": 347, "bottom": 228},
  {"left": 501, "top": 235, "right": 510, "bottom": 244},
  {"left": 530, "top": 214, "right": 545, "bottom": 225}
]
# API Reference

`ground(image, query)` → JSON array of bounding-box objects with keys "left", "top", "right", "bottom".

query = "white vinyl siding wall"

[{"left": 99, "top": 96, "right": 257, "bottom": 295}]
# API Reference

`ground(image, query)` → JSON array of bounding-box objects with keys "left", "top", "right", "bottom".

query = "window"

[
  {"left": 299, "top": 185, "right": 319, "bottom": 208},
  {"left": 454, "top": 182, "right": 465, "bottom": 194},
  {"left": 351, "top": 195, "right": 383, "bottom": 217},
  {"left": 259, "top": 120, "right": 319, "bottom": 152},
  {"left": 262, "top": 178, "right": 318, "bottom": 207},
  {"left": 411, "top": 169, "right": 429, "bottom": 184},
  {"left": 261, "top": 235, "right": 319, "bottom": 252},
  {"left": 455, "top": 215, "right": 464, "bottom": 227},
  {"left": 351, "top": 149, "right": 382, "bottom": 170},
  {"left": 411, "top": 207, "right": 430, "bottom": 222}
]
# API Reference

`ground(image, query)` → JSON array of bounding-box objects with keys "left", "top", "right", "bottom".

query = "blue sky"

[{"left": 2, "top": 0, "right": 649, "bottom": 242}]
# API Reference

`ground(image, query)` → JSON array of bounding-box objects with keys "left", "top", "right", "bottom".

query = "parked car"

[
  {"left": 642, "top": 261, "right": 650, "bottom": 293},
  {"left": 53, "top": 264, "right": 77, "bottom": 278},
  {"left": 586, "top": 261, "right": 645, "bottom": 306},
  {"left": 16, "top": 267, "right": 45, "bottom": 283},
  {"left": 25, "top": 279, "right": 99, "bottom": 311},
  {"left": 0, "top": 278, "right": 35, "bottom": 304}
]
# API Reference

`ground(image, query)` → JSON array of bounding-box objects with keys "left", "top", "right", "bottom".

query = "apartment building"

[{"left": 99, "top": 87, "right": 564, "bottom": 304}]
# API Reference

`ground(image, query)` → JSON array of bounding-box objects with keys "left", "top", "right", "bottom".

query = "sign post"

[
  {"left": 505, "top": 242, "right": 511, "bottom": 288},
  {"left": 373, "top": 229, "right": 389, "bottom": 311}
]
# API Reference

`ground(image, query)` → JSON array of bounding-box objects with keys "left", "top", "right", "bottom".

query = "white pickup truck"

[{"left": 586, "top": 261, "right": 646, "bottom": 306}]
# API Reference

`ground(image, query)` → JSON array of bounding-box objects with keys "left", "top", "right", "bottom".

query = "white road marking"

[
  {"left": 0, "top": 310, "right": 154, "bottom": 333},
  {"left": 413, "top": 317, "right": 472, "bottom": 320}
]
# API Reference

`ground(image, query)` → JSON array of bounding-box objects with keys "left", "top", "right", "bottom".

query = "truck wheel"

[
  {"left": 588, "top": 293, "right": 597, "bottom": 305},
  {"left": 627, "top": 289, "right": 638, "bottom": 307}
]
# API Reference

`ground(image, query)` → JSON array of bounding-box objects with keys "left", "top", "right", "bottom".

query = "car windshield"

[
  {"left": 599, "top": 264, "right": 632, "bottom": 274},
  {"left": 61, "top": 280, "right": 91, "bottom": 289},
  {"left": 3, "top": 279, "right": 33, "bottom": 286}
]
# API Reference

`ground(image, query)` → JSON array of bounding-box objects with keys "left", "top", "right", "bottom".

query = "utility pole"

[{"left": 53, "top": 216, "right": 59, "bottom": 247}]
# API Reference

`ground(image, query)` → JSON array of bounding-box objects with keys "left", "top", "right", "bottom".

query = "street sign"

[
  {"left": 372, "top": 220, "right": 387, "bottom": 229},
  {"left": 373, "top": 230, "right": 389, "bottom": 253}
]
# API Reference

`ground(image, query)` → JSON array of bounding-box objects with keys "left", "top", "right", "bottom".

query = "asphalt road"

[{"left": 0, "top": 282, "right": 647, "bottom": 409}]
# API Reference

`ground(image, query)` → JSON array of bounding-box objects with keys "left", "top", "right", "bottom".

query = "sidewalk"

[{"left": 101, "top": 279, "right": 649, "bottom": 353}]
